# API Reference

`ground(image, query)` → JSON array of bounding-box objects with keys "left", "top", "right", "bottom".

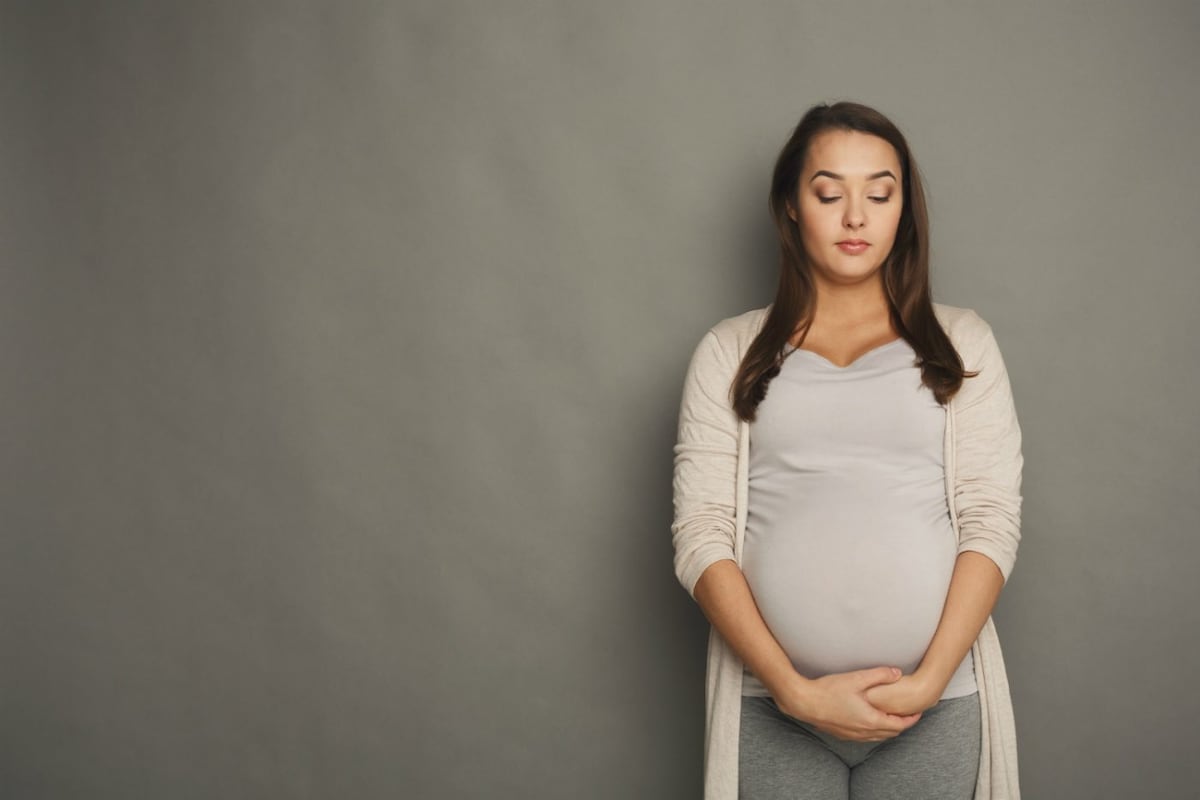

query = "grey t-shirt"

[{"left": 741, "top": 337, "right": 976, "bottom": 699}]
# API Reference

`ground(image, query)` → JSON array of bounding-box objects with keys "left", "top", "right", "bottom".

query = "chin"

[{"left": 826, "top": 268, "right": 885, "bottom": 286}]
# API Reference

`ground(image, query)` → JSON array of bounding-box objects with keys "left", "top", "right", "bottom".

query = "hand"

[
  {"left": 864, "top": 671, "right": 940, "bottom": 717},
  {"left": 773, "top": 666, "right": 923, "bottom": 743}
]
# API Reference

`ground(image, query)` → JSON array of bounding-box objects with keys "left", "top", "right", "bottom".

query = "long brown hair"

[{"left": 731, "top": 101, "right": 973, "bottom": 421}]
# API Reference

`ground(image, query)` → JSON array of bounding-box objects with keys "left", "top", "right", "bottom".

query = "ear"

[{"left": 785, "top": 201, "right": 798, "bottom": 223}]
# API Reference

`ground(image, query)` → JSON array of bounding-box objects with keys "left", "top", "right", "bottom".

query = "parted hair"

[{"left": 731, "top": 101, "right": 973, "bottom": 422}]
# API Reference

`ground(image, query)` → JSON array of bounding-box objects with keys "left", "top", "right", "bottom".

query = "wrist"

[
  {"left": 910, "top": 666, "right": 949, "bottom": 706},
  {"left": 765, "top": 670, "right": 817, "bottom": 720}
]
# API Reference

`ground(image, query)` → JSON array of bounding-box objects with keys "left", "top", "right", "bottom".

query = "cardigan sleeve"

[
  {"left": 951, "top": 314, "right": 1024, "bottom": 582},
  {"left": 671, "top": 329, "right": 741, "bottom": 599}
]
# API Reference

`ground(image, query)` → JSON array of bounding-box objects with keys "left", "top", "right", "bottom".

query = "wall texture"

[{"left": 2, "top": 1, "right": 1198, "bottom": 797}]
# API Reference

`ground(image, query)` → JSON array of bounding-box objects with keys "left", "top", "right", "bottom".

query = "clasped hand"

[{"left": 774, "top": 666, "right": 940, "bottom": 743}]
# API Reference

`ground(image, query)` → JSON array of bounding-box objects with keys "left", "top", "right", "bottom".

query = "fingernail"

[{"left": 891, "top": 667, "right": 901, "bottom": 677}]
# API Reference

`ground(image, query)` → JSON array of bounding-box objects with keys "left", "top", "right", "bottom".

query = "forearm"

[
  {"left": 865, "top": 551, "right": 1004, "bottom": 715},
  {"left": 916, "top": 550, "right": 1005, "bottom": 691},
  {"left": 692, "top": 559, "right": 805, "bottom": 698},
  {"left": 696, "top": 558, "right": 924, "bottom": 739}
]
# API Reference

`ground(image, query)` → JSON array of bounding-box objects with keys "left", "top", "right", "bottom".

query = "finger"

[
  {"left": 826, "top": 709, "right": 920, "bottom": 741},
  {"left": 861, "top": 723, "right": 914, "bottom": 741},
  {"left": 855, "top": 666, "right": 902, "bottom": 688},
  {"left": 865, "top": 704, "right": 916, "bottom": 724},
  {"left": 847, "top": 729, "right": 901, "bottom": 743},
  {"left": 859, "top": 710, "right": 911, "bottom": 735},
  {"left": 879, "top": 712, "right": 922, "bottom": 732}
]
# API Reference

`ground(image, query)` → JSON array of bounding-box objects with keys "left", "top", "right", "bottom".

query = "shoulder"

[
  {"left": 933, "top": 302, "right": 990, "bottom": 342},
  {"left": 682, "top": 305, "right": 769, "bottom": 385},
  {"left": 933, "top": 302, "right": 1000, "bottom": 367},
  {"left": 705, "top": 305, "right": 770, "bottom": 354}
]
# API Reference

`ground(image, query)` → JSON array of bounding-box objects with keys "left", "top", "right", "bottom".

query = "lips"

[{"left": 836, "top": 240, "right": 869, "bottom": 255}]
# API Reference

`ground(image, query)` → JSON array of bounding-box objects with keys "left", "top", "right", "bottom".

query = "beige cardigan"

[{"left": 672, "top": 303, "right": 1022, "bottom": 799}]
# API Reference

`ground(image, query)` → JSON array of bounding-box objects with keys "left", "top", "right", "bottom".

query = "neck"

[{"left": 811, "top": 274, "right": 891, "bottom": 326}]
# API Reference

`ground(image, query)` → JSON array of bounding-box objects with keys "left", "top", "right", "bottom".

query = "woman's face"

[{"left": 789, "top": 129, "right": 904, "bottom": 290}]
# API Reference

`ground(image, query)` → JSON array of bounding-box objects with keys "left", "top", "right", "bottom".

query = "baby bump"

[{"left": 742, "top": 505, "right": 958, "bottom": 678}]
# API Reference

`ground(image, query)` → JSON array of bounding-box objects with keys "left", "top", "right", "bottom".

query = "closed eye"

[
  {"left": 869, "top": 196, "right": 891, "bottom": 204},
  {"left": 817, "top": 196, "right": 841, "bottom": 204}
]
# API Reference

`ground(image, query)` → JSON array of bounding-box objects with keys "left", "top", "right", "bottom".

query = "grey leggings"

[{"left": 739, "top": 693, "right": 980, "bottom": 800}]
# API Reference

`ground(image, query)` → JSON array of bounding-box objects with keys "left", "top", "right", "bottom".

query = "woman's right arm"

[
  {"left": 672, "top": 327, "right": 921, "bottom": 742},
  {"left": 693, "top": 561, "right": 921, "bottom": 741}
]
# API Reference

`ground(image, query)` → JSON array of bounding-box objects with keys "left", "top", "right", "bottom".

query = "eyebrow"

[{"left": 809, "top": 169, "right": 898, "bottom": 183}]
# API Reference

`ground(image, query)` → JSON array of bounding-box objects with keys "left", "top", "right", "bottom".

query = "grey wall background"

[{"left": 2, "top": 1, "right": 1198, "bottom": 798}]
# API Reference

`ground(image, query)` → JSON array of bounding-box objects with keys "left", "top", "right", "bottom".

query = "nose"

[{"left": 843, "top": 197, "right": 865, "bottom": 230}]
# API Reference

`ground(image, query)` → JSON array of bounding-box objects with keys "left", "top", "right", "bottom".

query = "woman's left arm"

[
  {"left": 868, "top": 315, "right": 1023, "bottom": 715},
  {"left": 867, "top": 552, "right": 1004, "bottom": 714}
]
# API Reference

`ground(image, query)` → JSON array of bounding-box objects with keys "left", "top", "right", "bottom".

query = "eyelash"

[{"left": 818, "top": 196, "right": 891, "bottom": 204}]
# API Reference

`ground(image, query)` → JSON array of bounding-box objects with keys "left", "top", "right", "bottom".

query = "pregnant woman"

[{"left": 671, "top": 101, "right": 1023, "bottom": 799}]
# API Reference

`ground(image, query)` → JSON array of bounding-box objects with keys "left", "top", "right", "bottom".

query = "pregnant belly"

[{"left": 742, "top": 506, "right": 958, "bottom": 678}]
